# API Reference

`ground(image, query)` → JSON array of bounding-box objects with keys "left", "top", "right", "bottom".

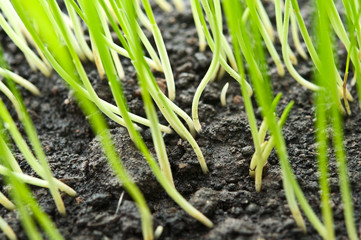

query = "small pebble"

[
  {"left": 242, "top": 146, "right": 254, "bottom": 156},
  {"left": 227, "top": 183, "right": 237, "bottom": 191},
  {"left": 233, "top": 95, "right": 242, "bottom": 104},
  {"left": 246, "top": 203, "right": 258, "bottom": 213},
  {"left": 195, "top": 52, "right": 209, "bottom": 68}
]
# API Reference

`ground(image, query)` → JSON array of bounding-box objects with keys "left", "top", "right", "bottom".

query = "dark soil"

[{"left": 1, "top": 1, "right": 361, "bottom": 240}]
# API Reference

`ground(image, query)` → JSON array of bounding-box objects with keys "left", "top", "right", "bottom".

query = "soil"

[{"left": 1, "top": 1, "right": 360, "bottom": 240}]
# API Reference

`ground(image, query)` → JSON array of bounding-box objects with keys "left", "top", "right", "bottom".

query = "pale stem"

[
  {"left": 98, "top": 7, "right": 124, "bottom": 79},
  {"left": 155, "top": 0, "right": 173, "bottom": 12},
  {"left": 65, "top": 0, "right": 94, "bottom": 61},
  {"left": 189, "top": 0, "right": 206, "bottom": 51},
  {"left": 0, "top": 0, "right": 37, "bottom": 71},
  {"left": 173, "top": 0, "right": 184, "bottom": 12},
  {"left": 0, "top": 216, "right": 16, "bottom": 240},
  {"left": 256, "top": 0, "right": 275, "bottom": 42},
  {"left": 0, "top": 191, "right": 15, "bottom": 210},
  {"left": 290, "top": 10, "right": 308, "bottom": 60},
  {"left": 104, "top": 37, "right": 161, "bottom": 71},
  {"left": 220, "top": 82, "right": 229, "bottom": 106},
  {"left": 282, "top": 1, "right": 320, "bottom": 91},
  {"left": 0, "top": 13, "right": 51, "bottom": 76},
  {"left": 0, "top": 68, "right": 40, "bottom": 95}
]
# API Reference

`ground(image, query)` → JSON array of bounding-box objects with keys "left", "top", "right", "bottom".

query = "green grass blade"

[
  {"left": 83, "top": 0, "right": 212, "bottom": 227},
  {"left": 224, "top": 0, "right": 327, "bottom": 235},
  {"left": 316, "top": 0, "right": 357, "bottom": 238}
]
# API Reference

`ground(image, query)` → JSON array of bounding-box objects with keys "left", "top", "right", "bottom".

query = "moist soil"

[{"left": 1, "top": 1, "right": 360, "bottom": 240}]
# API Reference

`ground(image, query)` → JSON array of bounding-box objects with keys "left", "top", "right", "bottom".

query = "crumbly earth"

[{"left": 1, "top": 1, "right": 360, "bottom": 240}]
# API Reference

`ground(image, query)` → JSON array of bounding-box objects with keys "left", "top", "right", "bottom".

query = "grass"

[
  {"left": 0, "top": 44, "right": 68, "bottom": 239},
  {"left": 0, "top": 0, "right": 360, "bottom": 239}
]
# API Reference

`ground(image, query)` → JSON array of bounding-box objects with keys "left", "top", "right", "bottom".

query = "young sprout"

[
  {"left": 104, "top": 37, "right": 162, "bottom": 71},
  {"left": 191, "top": 0, "right": 253, "bottom": 95},
  {"left": 225, "top": 0, "right": 328, "bottom": 235},
  {"left": 190, "top": 0, "right": 206, "bottom": 51},
  {"left": 224, "top": 0, "right": 265, "bottom": 198},
  {"left": 134, "top": 0, "right": 153, "bottom": 30},
  {"left": 272, "top": 0, "right": 298, "bottom": 65},
  {"left": 98, "top": 8, "right": 125, "bottom": 79},
  {"left": 0, "top": 12, "right": 51, "bottom": 76},
  {"left": 281, "top": 0, "right": 320, "bottom": 91},
  {"left": 254, "top": 101, "right": 294, "bottom": 192},
  {"left": 288, "top": 0, "right": 354, "bottom": 104},
  {"left": 290, "top": 10, "right": 308, "bottom": 60},
  {"left": 64, "top": 0, "right": 163, "bottom": 73},
  {"left": 0, "top": 191, "right": 15, "bottom": 210},
  {"left": 0, "top": 0, "right": 37, "bottom": 71},
  {"left": 0, "top": 216, "right": 16, "bottom": 240},
  {"left": 2, "top": 167, "right": 64, "bottom": 240},
  {"left": 59, "top": 13, "right": 86, "bottom": 62},
  {"left": 192, "top": 0, "right": 222, "bottom": 133},
  {"left": 0, "top": 165, "right": 56, "bottom": 189},
  {"left": 249, "top": 93, "right": 283, "bottom": 177},
  {"left": 191, "top": 0, "right": 254, "bottom": 133},
  {"left": 92, "top": 39, "right": 106, "bottom": 79},
  {"left": 6, "top": 0, "right": 360, "bottom": 238},
  {"left": 245, "top": 0, "right": 285, "bottom": 76},
  {"left": 220, "top": 82, "right": 229, "bottom": 107},
  {"left": 154, "top": 225, "right": 164, "bottom": 239},
  {"left": 123, "top": 0, "right": 212, "bottom": 223},
  {"left": 89, "top": 0, "right": 212, "bottom": 226},
  {"left": 0, "top": 99, "right": 78, "bottom": 214},
  {"left": 0, "top": 43, "right": 76, "bottom": 196},
  {"left": 11, "top": 1, "right": 212, "bottom": 238},
  {"left": 8, "top": 0, "right": 172, "bottom": 135},
  {"left": 173, "top": 0, "right": 185, "bottom": 12},
  {"left": 64, "top": 0, "right": 94, "bottom": 61},
  {"left": 0, "top": 0, "right": 95, "bottom": 75},
  {"left": 154, "top": 0, "right": 173, "bottom": 12},
  {"left": 315, "top": 0, "right": 358, "bottom": 238},
  {"left": 0, "top": 68, "right": 40, "bottom": 96},
  {"left": 11, "top": 0, "right": 158, "bottom": 237},
  {"left": 1, "top": 136, "right": 68, "bottom": 191},
  {"left": 343, "top": 43, "right": 353, "bottom": 115},
  {"left": 115, "top": 191, "right": 125, "bottom": 215},
  {"left": 105, "top": 0, "right": 200, "bottom": 151},
  {"left": 217, "top": 64, "right": 226, "bottom": 81},
  {"left": 0, "top": 82, "right": 21, "bottom": 116},
  {"left": 256, "top": 0, "right": 275, "bottom": 43},
  {"left": 141, "top": 0, "right": 176, "bottom": 101},
  {"left": 0, "top": 116, "right": 65, "bottom": 240}
]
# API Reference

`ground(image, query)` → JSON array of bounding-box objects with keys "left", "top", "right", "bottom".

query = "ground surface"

[{"left": 1, "top": 1, "right": 361, "bottom": 240}]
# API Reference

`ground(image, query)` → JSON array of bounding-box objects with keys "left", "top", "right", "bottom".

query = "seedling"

[
  {"left": 278, "top": 0, "right": 319, "bottom": 91},
  {"left": 0, "top": 216, "right": 16, "bottom": 240},
  {"left": 190, "top": 0, "right": 253, "bottom": 133},
  {"left": 0, "top": 43, "right": 76, "bottom": 213},
  {"left": 313, "top": 0, "right": 357, "bottom": 238},
  {"left": 284, "top": 0, "right": 354, "bottom": 105},
  {"left": 1, "top": 0, "right": 360, "bottom": 239},
  {"left": 343, "top": 43, "right": 353, "bottom": 115},
  {"left": 220, "top": 82, "right": 229, "bottom": 107},
  {"left": 0, "top": 46, "right": 71, "bottom": 239},
  {"left": 3, "top": 1, "right": 213, "bottom": 239},
  {"left": 139, "top": 0, "right": 176, "bottom": 101},
  {"left": 249, "top": 94, "right": 294, "bottom": 192}
]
